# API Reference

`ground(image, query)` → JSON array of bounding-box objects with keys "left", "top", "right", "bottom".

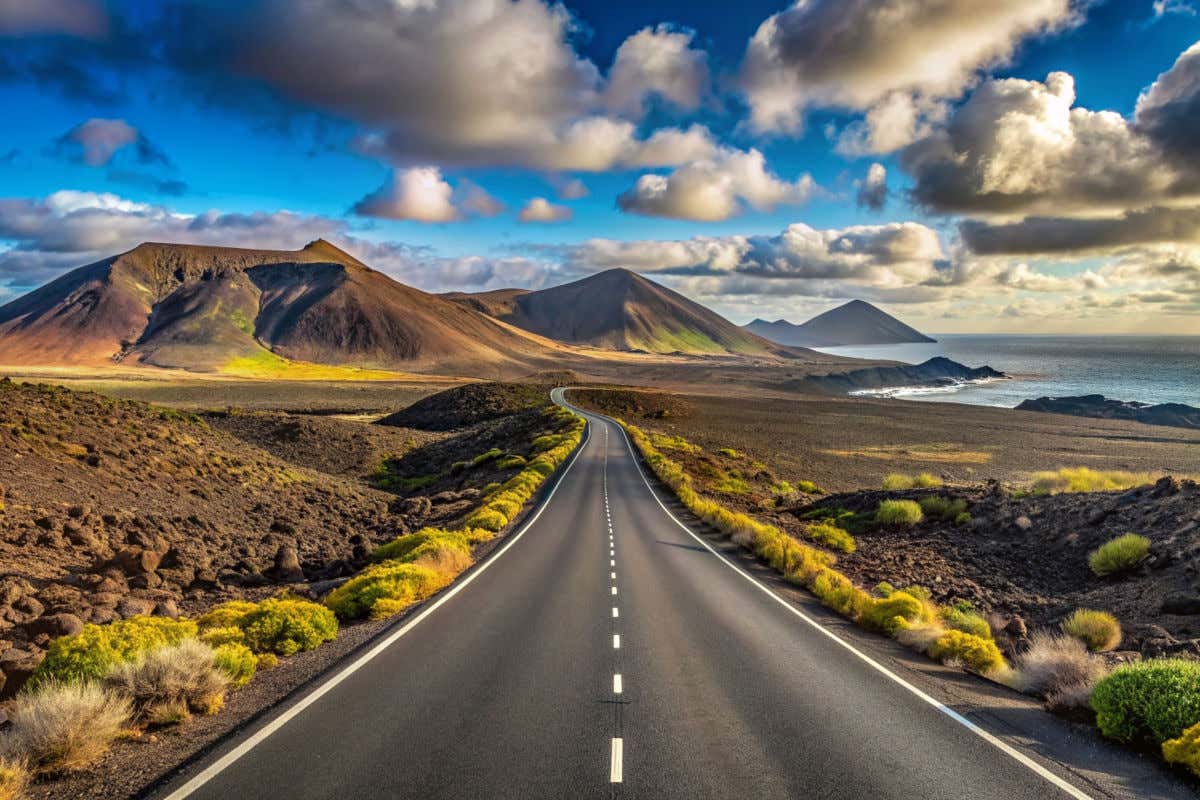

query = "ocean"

[{"left": 813, "top": 335, "right": 1200, "bottom": 409}]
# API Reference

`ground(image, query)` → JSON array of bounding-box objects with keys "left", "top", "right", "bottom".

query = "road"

[{"left": 156, "top": 390, "right": 1189, "bottom": 800}]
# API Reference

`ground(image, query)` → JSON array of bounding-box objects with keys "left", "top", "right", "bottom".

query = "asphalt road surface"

[{"left": 156, "top": 389, "right": 1189, "bottom": 800}]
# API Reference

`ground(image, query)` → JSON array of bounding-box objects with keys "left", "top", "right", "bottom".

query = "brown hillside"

[
  {"left": 0, "top": 240, "right": 573, "bottom": 375},
  {"left": 457, "top": 268, "right": 810, "bottom": 357}
]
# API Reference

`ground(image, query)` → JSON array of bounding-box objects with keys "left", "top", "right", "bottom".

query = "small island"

[{"left": 1017, "top": 394, "right": 1200, "bottom": 430}]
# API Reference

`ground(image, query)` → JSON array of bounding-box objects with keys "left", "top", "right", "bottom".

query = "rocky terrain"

[
  {"left": 791, "top": 356, "right": 1005, "bottom": 395},
  {"left": 0, "top": 378, "right": 552, "bottom": 699},
  {"left": 1017, "top": 394, "right": 1200, "bottom": 431},
  {"left": 791, "top": 478, "right": 1200, "bottom": 656}
]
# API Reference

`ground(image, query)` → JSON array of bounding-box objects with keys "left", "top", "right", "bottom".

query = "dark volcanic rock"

[
  {"left": 793, "top": 357, "right": 1006, "bottom": 396},
  {"left": 1016, "top": 394, "right": 1200, "bottom": 430}
]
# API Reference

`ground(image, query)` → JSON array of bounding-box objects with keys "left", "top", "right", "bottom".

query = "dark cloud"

[
  {"left": 961, "top": 205, "right": 1200, "bottom": 254},
  {"left": 1134, "top": 41, "right": 1200, "bottom": 161},
  {"left": 856, "top": 163, "right": 887, "bottom": 211}
]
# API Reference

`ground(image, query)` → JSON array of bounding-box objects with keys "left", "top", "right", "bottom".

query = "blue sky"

[{"left": 1, "top": 0, "right": 1199, "bottom": 332}]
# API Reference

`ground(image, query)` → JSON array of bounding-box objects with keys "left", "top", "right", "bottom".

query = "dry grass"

[
  {"left": 219, "top": 350, "right": 405, "bottom": 381},
  {"left": 0, "top": 682, "right": 130, "bottom": 774},
  {"left": 1029, "top": 467, "right": 1162, "bottom": 494},
  {"left": 822, "top": 443, "right": 992, "bottom": 464},
  {"left": 0, "top": 758, "right": 29, "bottom": 800},
  {"left": 102, "top": 639, "right": 229, "bottom": 724},
  {"left": 1009, "top": 632, "right": 1108, "bottom": 697}
]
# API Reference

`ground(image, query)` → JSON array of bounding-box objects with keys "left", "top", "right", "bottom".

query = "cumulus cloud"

[
  {"left": 458, "top": 179, "right": 505, "bottom": 218},
  {"left": 567, "top": 221, "right": 944, "bottom": 287},
  {"left": 604, "top": 25, "right": 710, "bottom": 118},
  {"left": 553, "top": 177, "right": 589, "bottom": 200},
  {"left": 0, "top": 0, "right": 107, "bottom": 38},
  {"left": 352, "top": 167, "right": 461, "bottom": 222},
  {"left": 856, "top": 163, "right": 887, "bottom": 211},
  {"left": 165, "top": 0, "right": 717, "bottom": 172},
  {"left": 518, "top": 197, "right": 572, "bottom": 223},
  {"left": 739, "top": 0, "right": 1077, "bottom": 150},
  {"left": 902, "top": 67, "right": 1198, "bottom": 216},
  {"left": 1134, "top": 40, "right": 1200, "bottom": 161},
  {"left": 617, "top": 148, "right": 816, "bottom": 221}
]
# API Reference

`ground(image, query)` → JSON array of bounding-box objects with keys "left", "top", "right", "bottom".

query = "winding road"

[{"left": 155, "top": 390, "right": 1192, "bottom": 800}]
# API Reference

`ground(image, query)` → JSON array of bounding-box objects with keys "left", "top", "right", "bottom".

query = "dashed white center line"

[
  {"left": 610, "top": 572, "right": 616, "bottom": 579},
  {"left": 612, "top": 607, "right": 619, "bottom": 618},
  {"left": 610, "top": 559, "right": 615, "bottom": 567},
  {"left": 611, "top": 586, "right": 618, "bottom": 595},
  {"left": 613, "top": 674, "right": 623, "bottom": 694},
  {"left": 610, "top": 738, "right": 623, "bottom": 783},
  {"left": 613, "top": 634, "right": 620, "bottom": 649}
]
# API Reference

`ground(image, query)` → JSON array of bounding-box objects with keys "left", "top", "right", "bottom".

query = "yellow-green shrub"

[
  {"left": 810, "top": 568, "right": 872, "bottom": 618},
  {"left": 324, "top": 563, "right": 452, "bottom": 620},
  {"left": 928, "top": 630, "right": 1006, "bottom": 673},
  {"left": 876, "top": 499, "right": 923, "bottom": 526},
  {"left": 198, "top": 597, "right": 337, "bottom": 656},
  {"left": 213, "top": 643, "right": 257, "bottom": 688},
  {"left": 1163, "top": 721, "right": 1200, "bottom": 777},
  {"left": 371, "top": 528, "right": 471, "bottom": 564},
  {"left": 861, "top": 591, "right": 928, "bottom": 635},
  {"left": 913, "top": 473, "right": 943, "bottom": 488},
  {"left": 1062, "top": 609, "right": 1122, "bottom": 652},
  {"left": 1089, "top": 534, "right": 1150, "bottom": 576},
  {"left": 198, "top": 626, "right": 246, "bottom": 648},
  {"left": 30, "top": 616, "right": 198, "bottom": 687},
  {"left": 940, "top": 604, "right": 992, "bottom": 639},
  {"left": 918, "top": 495, "right": 967, "bottom": 520},
  {"left": 464, "top": 507, "right": 508, "bottom": 532},
  {"left": 805, "top": 522, "right": 856, "bottom": 553},
  {"left": 882, "top": 473, "right": 914, "bottom": 490}
]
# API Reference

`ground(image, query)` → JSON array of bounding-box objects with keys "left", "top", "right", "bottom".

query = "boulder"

[
  {"left": 24, "top": 612, "right": 83, "bottom": 639},
  {"left": 0, "top": 647, "right": 44, "bottom": 699},
  {"left": 273, "top": 545, "right": 306, "bottom": 583},
  {"left": 116, "top": 597, "right": 156, "bottom": 618},
  {"left": 114, "top": 546, "right": 162, "bottom": 576}
]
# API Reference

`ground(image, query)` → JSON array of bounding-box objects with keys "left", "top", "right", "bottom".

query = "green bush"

[
  {"left": 1031, "top": 467, "right": 1158, "bottom": 494},
  {"left": 30, "top": 616, "right": 199, "bottom": 687},
  {"left": 198, "top": 598, "right": 337, "bottom": 656},
  {"left": 1091, "top": 659, "right": 1200, "bottom": 746},
  {"left": 928, "top": 630, "right": 1005, "bottom": 673},
  {"left": 718, "top": 447, "right": 742, "bottom": 459},
  {"left": 213, "top": 643, "right": 257, "bottom": 688},
  {"left": 324, "top": 562, "right": 452, "bottom": 620},
  {"left": 1089, "top": 534, "right": 1150, "bottom": 576},
  {"left": 913, "top": 473, "right": 943, "bottom": 488},
  {"left": 795, "top": 480, "right": 821, "bottom": 494},
  {"left": 875, "top": 499, "right": 923, "bottom": 526},
  {"left": 464, "top": 507, "right": 508, "bottom": 532},
  {"left": 805, "top": 521, "right": 856, "bottom": 553},
  {"left": 954, "top": 511, "right": 972, "bottom": 525},
  {"left": 811, "top": 569, "right": 872, "bottom": 619},
  {"left": 918, "top": 495, "right": 967, "bottom": 520},
  {"left": 861, "top": 591, "right": 927, "bottom": 635},
  {"left": 1062, "top": 609, "right": 1122, "bottom": 652}
]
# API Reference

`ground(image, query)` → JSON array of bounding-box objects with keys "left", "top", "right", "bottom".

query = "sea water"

[{"left": 813, "top": 335, "right": 1200, "bottom": 409}]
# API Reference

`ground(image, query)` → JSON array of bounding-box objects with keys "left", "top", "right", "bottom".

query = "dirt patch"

[{"left": 378, "top": 381, "right": 554, "bottom": 430}]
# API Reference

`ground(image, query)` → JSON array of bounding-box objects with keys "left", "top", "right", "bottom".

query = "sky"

[{"left": 1, "top": 0, "right": 1199, "bottom": 334}]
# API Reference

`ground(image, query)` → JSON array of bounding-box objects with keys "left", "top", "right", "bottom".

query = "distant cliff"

[
  {"left": 1017, "top": 395, "right": 1200, "bottom": 430},
  {"left": 789, "top": 357, "right": 1005, "bottom": 395}
]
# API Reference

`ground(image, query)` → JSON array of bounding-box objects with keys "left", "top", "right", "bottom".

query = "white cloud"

[
  {"left": 553, "top": 177, "right": 589, "bottom": 200},
  {"left": 518, "top": 197, "right": 572, "bottom": 223},
  {"left": 617, "top": 148, "right": 816, "bottom": 221},
  {"left": 856, "top": 162, "right": 887, "bottom": 211},
  {"left": 738, "top": 0, "right": 1077, "bottom": 150},
  {"left": 902, "top": 67, "right": 1197, "bottom": 216},
  {"left": 352, "top": 167, "right": 461, "bottom": 222},
  {"left": 457, "top": 179, "right": 505, "bottom": 218},
  {"left": 604, "top": 25, "right": 710, "bottom": 118}
]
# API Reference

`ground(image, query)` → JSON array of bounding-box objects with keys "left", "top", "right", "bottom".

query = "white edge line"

[
  {"left": 163, "top": 396, "right": 592, "bottom": 800},
  {"left": 610, "top": 737, "right": 623, "bottom": 783},
  {"left": 561, "top": 396, "right": 1094, "bottom": 800}
]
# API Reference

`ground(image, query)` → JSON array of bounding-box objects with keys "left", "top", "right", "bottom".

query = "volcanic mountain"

[
  {"left": 744, "top": 300, "right": 935, "bottom": 348},
  {"left": 446, "top": 269, "right": 796, "bottom": 356},
  {"left": 0, "top": 240, "right": 570, "bottom": 374}
]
